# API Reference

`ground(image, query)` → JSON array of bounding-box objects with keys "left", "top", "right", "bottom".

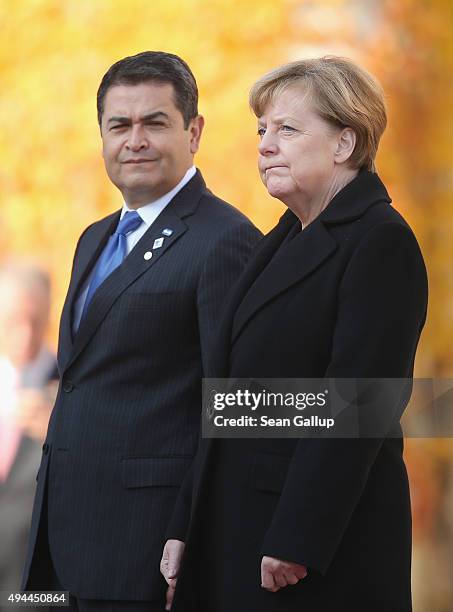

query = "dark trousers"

[{"left": 42, "top": 561, "right": 165, "bottom": 612}]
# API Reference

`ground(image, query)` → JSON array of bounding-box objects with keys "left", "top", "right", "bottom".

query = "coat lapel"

[
  {"left": 231, "top": 218, "right": 337, "bottom": 344},
  {"left": 229, "top": 170, "right": 391, "bottom": 347},
  {"left": 61, "top": 171, "right": 206, "bottom": 374}
]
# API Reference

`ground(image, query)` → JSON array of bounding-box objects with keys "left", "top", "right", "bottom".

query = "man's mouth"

[{"left": 123, "top": 159, "right": 156, "bottom": 164}]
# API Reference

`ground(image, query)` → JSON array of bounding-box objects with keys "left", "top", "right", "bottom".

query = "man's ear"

[
  {"left": 189, "top": 115, "right": 205, "bottom": 154},
  {"left": 334, "top": 127, "right": 356, "bottom": 164},
  {"left": 99, "top": 121, "right": 105, "bottom": 158}
]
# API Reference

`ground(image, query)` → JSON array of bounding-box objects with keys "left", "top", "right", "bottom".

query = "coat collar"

[
  {"left": 318, "top": 169, "right": 391, "bottom": 224},
  {"left": 211, "top": 170, "right": 391, "bottom": 375},
  {"left": 59, "top": 170, "right": 207, "bottom": 374}
]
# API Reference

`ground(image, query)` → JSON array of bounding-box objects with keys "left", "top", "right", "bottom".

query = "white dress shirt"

[{"left": 72, "top": 166, "right": 196, "bottom": 334}]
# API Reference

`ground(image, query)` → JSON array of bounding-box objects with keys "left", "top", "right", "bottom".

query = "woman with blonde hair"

[{"left": 162, "top": 56, "right": 428, "bottom": 612}]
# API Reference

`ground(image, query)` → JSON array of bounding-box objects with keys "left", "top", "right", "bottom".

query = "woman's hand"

[
  {"left": 261, "top": 556, "right": 307, "bottom": 592},
  {"left": 160, "top": 539, "right": 185, "bottom": 610}
]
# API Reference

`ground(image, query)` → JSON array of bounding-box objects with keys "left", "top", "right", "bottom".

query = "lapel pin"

[
  {"left": 162, "top": 228, "right": 173, "bottom": 236},
  {"left": 144, "top": 251, "right": 153, "bottom": 261},
  {"left": 153, "top": 237, "right": 164, "bottom": 249}
]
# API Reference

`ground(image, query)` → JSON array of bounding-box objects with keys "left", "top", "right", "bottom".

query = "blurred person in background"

[{"left": 0, "top": 263, "right": 57, "bottom": 605}]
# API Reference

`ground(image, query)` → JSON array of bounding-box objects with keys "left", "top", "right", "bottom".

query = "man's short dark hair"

[{"left": 97, "top": 51, "right": 198, "bottom": 129}]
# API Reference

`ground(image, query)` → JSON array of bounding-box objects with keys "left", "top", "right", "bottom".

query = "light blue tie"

[{"left": 81, "top": 211, "right": 143, "bottom": 320}]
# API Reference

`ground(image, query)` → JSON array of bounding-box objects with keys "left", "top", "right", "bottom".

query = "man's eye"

[{"left": 110, "top": 124, "right": 126, "bottom": 131}]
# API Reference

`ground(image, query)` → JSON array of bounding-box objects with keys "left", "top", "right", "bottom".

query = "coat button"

[
  {"left": 62, "top": 379, "right": 74, "bottom": 393},
  {"left": 42, "top": 443, "right": 49, "bottom": 455}
]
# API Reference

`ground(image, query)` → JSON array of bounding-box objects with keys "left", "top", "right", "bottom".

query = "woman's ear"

[{"left": 334, "top": 127, "right": 356, "bottom": 164}]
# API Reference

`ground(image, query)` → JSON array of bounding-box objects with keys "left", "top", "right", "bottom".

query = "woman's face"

[{"left": 257, "top": 87, "right": 342, "bottom": 206}]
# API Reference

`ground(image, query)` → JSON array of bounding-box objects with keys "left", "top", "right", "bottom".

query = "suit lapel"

[
  {"left": 61, "top": 171, "right": 206, "bottom": 374},
  {"left": 58, "top": 213, "right": 119, "bottom": 370}
]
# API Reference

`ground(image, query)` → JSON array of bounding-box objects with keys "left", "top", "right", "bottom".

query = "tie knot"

[{"left": 115, "top": 211, "right": 143, "bottom": 237}]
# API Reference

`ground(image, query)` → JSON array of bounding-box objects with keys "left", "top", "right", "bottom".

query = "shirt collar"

[{"left": 120, "top": 166, "right": 197, "bottom": 226}]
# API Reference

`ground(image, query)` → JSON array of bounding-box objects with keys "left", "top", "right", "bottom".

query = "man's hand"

[
  {"left": 261, "top": 556, "right": 307, "bottom": 592},
  {"left": 160, "top": 539, "right": 185, "bottom": 610}
]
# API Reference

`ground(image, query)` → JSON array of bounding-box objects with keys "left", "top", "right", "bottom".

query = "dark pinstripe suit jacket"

[{"left": 22, "top": 170, "right": 262, "bottom": 601}]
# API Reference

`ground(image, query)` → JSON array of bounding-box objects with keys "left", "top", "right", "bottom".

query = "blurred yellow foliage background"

[
  {"left": 1, "top": 0, "right": 452, "bottom": 378},
  {"left": 1, "top": 1, "right": 453, "bottom": 607}
]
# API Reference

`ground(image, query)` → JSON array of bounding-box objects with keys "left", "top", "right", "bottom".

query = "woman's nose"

[{"left": 258, "top": 131, "right": 278, "bottom": 156}]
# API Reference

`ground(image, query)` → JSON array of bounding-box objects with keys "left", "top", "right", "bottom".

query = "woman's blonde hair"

[{"left": 249, "top": 56, "right": 387, "bottom": 171}]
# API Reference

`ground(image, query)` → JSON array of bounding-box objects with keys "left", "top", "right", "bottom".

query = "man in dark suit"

[{"left": 22, "top": 51, "right": 261, "bottom": 611}]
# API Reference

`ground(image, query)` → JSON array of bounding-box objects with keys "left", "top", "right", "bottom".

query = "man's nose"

[
  {"left": 258, "top": 131, "right": 278, "bottom": 156},
  {"left": 126, "top": 125, "right": 148, "bottom": 151}
]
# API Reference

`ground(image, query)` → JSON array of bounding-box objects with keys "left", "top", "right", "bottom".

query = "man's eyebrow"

[
  {"left": 142, "top": 111, "right": 171, "bottom": 122},
  {"left": 107, "top": 116, "right": 131, "bottom": 124},
  {"left": 107, "top": 111, "right": 171, "bottom": 124}
]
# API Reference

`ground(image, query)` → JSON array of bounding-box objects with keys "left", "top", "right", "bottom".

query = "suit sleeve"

[
  {"left": 165, "top": 220, "right": 262, "bottom": 542},
  {"left": 260, "top": 221, "right": 428, "bottom": 574},
  {"left": 196, "top": 221, "right": 263, "bottom": 373},
  {"left": 165, "top": 461, "right": 194, "bottom": 541}
]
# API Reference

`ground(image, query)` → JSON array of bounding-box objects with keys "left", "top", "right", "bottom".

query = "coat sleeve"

[
  {"left": 165, "top": 220, "right": 262, "bottom": 542},
  {"left": 260, "top": 221, "right": 428, "bottom": 574}
]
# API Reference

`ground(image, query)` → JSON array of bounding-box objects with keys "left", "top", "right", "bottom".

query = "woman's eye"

[
  {"left": 280, "top": 125, "right": 295, "bottom": 133},
  {"left": 257, "top": 127, "right": 266, "bottom": 137}
]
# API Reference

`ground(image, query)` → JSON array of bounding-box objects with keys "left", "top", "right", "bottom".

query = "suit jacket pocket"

[
  {"left": 121, "top": 455, "right": 193, "bottom": 489},
  {"left": 252, "top": 452, "right": 291, "bottom": 493}
]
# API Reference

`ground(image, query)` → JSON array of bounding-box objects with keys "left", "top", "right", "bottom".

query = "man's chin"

[
  {"left": 122, "top": 179, "right": 160, "bottom": 195},
  {"left": 120, "top": 180, "right": 167, "bottom": 207}
]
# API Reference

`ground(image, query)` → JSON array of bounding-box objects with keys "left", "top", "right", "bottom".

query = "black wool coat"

[{"left": 168, "top": 170, "right": 428, "bottom": 612}]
